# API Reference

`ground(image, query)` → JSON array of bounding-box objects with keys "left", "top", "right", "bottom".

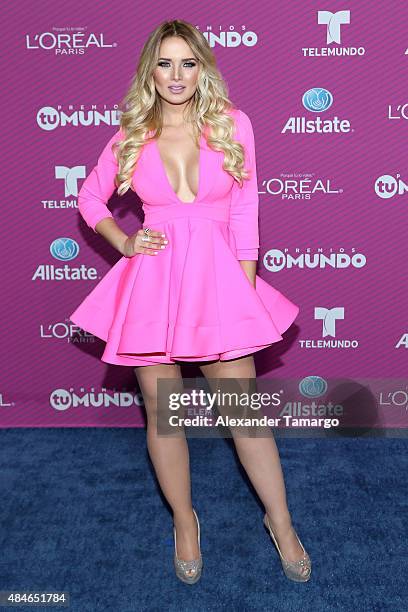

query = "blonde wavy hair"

[{"left": 111, "top": 19, "right": 250, "bottom": 196}]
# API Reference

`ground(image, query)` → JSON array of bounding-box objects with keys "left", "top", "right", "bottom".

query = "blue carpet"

[{"left": 0, "top": 428, "right": 407, "bottom": 612}]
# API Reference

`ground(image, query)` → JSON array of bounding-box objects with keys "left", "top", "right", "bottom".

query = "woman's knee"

[{"left": 134, "top": 363, "right": 184, "bottom": 423}]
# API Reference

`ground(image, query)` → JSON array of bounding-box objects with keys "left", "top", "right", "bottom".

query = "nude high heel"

[
  {"left": 263, "top": 513, "right": 311, "bottom": 582},
  {"left": 173, "top": 508, "right": 203, "bottom": 584}
]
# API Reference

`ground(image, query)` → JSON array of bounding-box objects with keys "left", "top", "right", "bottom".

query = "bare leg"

[
  {"left": 134, "top": 363, "right": 199, "bottom": 574},
  {"left": 199, "top": 355, "right": 308, "bottom": 572}
]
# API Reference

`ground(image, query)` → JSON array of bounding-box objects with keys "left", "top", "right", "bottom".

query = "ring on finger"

[{"left": 142, "top": 227, "right": 151, "bottom": 242}]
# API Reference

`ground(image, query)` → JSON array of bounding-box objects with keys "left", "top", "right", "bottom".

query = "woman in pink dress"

[{"left": 69, "top": 19, "right": 311, "bottom": 584}]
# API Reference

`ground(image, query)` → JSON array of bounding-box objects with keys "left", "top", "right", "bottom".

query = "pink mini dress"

[{"left": 69, "top": 108, "right": 300, "bottom": 366}]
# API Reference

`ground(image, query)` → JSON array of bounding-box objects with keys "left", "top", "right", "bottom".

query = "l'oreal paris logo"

[
  {"left": 388, "top": 104, "right": 408, "bottom": 120},
  {"left": 25, "top": 30, "right": 116, "bottom": 54},
  {"left": 264, "top": 174, "right": 343, "bottom": 199},
  {"left": 281, "top": 88, "right": 352, "bottom": 134}
]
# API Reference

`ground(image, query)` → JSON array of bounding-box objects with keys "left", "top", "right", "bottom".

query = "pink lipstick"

[{"left": 168, "top": 85, "right": 185, "bottom": 94}]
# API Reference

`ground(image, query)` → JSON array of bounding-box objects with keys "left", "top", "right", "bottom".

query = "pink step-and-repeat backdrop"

[{"left": 2, "top": 2, "right": 407, "bottom": 430}]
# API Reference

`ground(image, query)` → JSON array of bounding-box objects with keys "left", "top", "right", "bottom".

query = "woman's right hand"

[{"left": 121, "top": 229, "right": 168, "bottom": 257}]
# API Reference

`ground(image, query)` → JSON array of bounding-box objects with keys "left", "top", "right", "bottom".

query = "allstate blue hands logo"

[
  {"left": 50, "top": 238, "right": 80, "bottom": 261},
  {"left": 302, "top": 88, "right": 333, "bottom": 112},
  {"left": 298, "top": 376, "right": 328, "bottom": 398}
]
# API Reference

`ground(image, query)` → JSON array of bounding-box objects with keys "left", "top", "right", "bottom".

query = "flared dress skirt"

[{"left": 69, "top": 203, "right": 300, "bottom": 366}]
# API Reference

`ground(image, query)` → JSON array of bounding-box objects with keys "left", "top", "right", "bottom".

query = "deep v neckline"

[{"left": 153, "top": 131, "right": 203, "bottom": 205}]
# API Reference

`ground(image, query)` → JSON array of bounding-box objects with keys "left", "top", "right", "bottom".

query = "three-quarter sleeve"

[
  {"left": 228, "top": 109, "right": 260, "bottom": 261},
  {"left": 77, "top": 128, "right": 124, "bottom": 233}
]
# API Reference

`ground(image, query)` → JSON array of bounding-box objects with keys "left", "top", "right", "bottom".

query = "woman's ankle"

[
  {"left": 265, "top": 509, "right": 292, "bottom": 533},
  {"left": 173, "top": 507, "right": 196, "bottom": 523}
]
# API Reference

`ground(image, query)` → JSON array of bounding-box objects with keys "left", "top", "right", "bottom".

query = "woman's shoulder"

[
  {"left": 227, "top": 107, "right": 254, "bottom": 142},
  {"left": 113, "top": 126, "right": 126, "bottom": 140},
  {"left": 227, "top": 106, "right": 253, "bottom": 129}
]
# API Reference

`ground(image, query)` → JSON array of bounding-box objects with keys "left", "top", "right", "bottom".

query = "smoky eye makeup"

[{"left": 157, "top": 59, "right": 198, "bottom": 68}]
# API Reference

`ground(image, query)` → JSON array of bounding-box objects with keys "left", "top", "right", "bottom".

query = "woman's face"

[{"left": 153, "top": 36, "right": 200, "bottom": 106}]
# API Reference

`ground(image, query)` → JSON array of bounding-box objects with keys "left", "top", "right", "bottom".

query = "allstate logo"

[
  {"left": 302, "top": 88, "right": 333, "bottom": 112},
  {"left": 50, "top": 238, "right": 80, "bottom": 261},
  {"left": 299, "top": 376, "right": 328, "bottom": 398}
]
